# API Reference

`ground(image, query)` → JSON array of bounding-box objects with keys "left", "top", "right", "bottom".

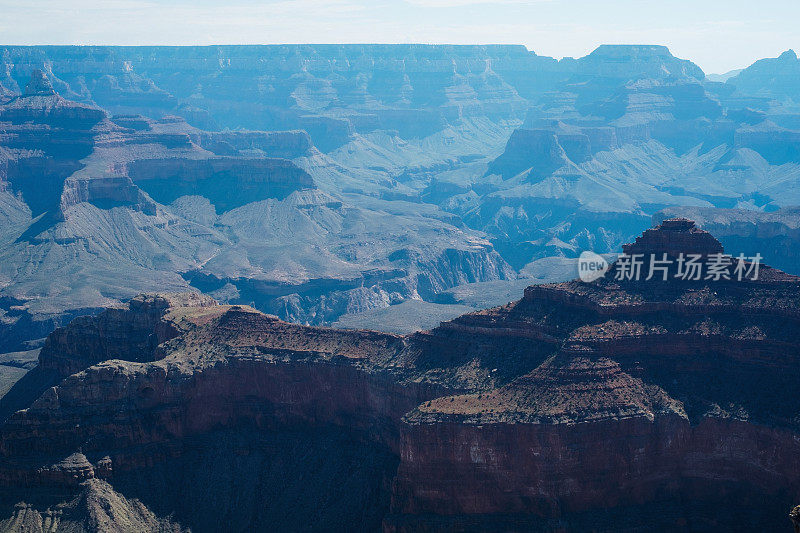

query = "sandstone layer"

[{"left": 0, "top": 220, "right": 798, "bottom": 531}]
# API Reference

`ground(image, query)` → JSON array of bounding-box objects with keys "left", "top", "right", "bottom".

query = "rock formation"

[
  {"left": 0, "top": 220, "right": 798, "bottom": 531},
  {"left": 622, "top": 217, "right": 724, "bottom": 256},
  {"left": 465, "top": 44, "right": 800, "bottom": 272},
  {"left": 3, "top": 47, "right": 800, "bottom": 450},
  {"left": 655, "top": 206, "right": 800, "bottom": 276},
  {"left": 0, "top": 71, "right": 514, "bottom": 354},
  {"left": 727, "top": 49, "right": 800, "bottom": 106},
  {"left": 486, "top": 128, "right": 571, "bottom": 180},
  {"left": 23, "top": 69, "right": 56, "bottom": 96}
]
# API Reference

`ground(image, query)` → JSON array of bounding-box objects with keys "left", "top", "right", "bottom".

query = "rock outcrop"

[
  {"left": 622, "top": 217, "right": 724, "bottom": 256},
  {"left": 655, "top": 206, "right": 800, "bottom": 276},
  {"left": 0, "top": 478, "right": 184, "bottom": 532},
  {"left": 0, "top": 69, "right": 106, "bottom": 129},
  {"left": 0, "top": 221, "right": 798, "bottom": 531},
  {"left": 486, "top": 128, "right": 570, "bottom": 180},
  {"left": 38, "top": 292, "right": 216, "bottom": 378},
  {"left": 23, "top": 69, "right": 56, "bottom": 96}
]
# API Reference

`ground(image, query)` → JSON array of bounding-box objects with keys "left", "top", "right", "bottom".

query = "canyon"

[
  {"left": 2, "top": 45, "right": 800, "bottom": 361},
  {"left": 0, "top": 65, "right": 515, "bottom": 356},
  {"left": 0, "top": 220, "right": 798, "bottom": 531},
  {"left": 1, "top": 43, "right": 800, "bottom": 531}
]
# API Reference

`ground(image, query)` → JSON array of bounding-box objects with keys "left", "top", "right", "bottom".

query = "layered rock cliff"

[
  {"left": 0, "top": 71, "right": 514, "bottom": 353},
  {"left": 0, "top": 45, "right": 545, "bottom": 146},
  {"left": 0, "top": 220, "right": 798, "bottom": 531},
  {"left": 458, "top": 44, "right": 800, "bottom": 273}
]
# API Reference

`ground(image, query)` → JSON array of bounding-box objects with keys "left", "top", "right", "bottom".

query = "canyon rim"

[{"left": 2, "top": 2, "right": 800, "bottom": 530}]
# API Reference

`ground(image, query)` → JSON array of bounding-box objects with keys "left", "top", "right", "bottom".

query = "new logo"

[{"left": 578, "top": 251, "right": 609, "bottom": 282}]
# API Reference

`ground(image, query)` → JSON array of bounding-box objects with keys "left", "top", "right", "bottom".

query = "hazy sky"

[{"left": 1, "top": 0, "right": 798, "bottom": 74}]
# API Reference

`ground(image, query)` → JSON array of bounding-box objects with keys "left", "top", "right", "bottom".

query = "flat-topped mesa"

[
  {"left": 621, "top": 218, "right": 724, "bottom": 258},
  {"left": 38, "top": 292, "right": 219, "bottom": 377}
]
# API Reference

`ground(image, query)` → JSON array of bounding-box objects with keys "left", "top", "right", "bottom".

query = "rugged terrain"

[
  {"left": 3, "top": 45, "right": 800, "bottom": 354},
  {"left": 3, "top": 45, "right": 800, "bottom": 361},
  {"left": 0, "top": 220, "right": 798, "bottom": 531},
  {"left": 2, "top": 49, "right": 800, "bottom": 526},
  {"left": 0, "top": 67, "right": 514, "bottom": 356}
]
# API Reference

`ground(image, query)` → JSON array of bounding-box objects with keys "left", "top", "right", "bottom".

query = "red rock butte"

[
  {"left": 1, "top": 221, "right": 799, "bottom": 531},
  {"left": 622, "top": 217, "right": 725, "bottom": 257}
]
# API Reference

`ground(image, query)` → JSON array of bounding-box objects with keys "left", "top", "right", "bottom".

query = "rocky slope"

[
  {"left": 0, "top": 220, "right": 798, "bottom": 531},
  {"left": 0, "top": 477, "right": 184, "bottom": 532},
  {"left": 726, "top": 49, "right": 800, "bottom": 111},
  {"left": 3, "top": 43, "right": 800, "bottom": 396},
  {"left": 0, "top": 70, "right": 514, "bottom": 353}
]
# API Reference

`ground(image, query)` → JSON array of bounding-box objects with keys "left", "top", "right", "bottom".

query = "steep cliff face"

[
  {"left": 0, "top": 293, "right": 216, "bottom": 423},
  {"left": 125, "top": 157, "right": 314, "bottom": 211},
  {"left": 391, "top": 417, "right": 799, "bottom": 531},
  {"left": 38, "top": 293, "right": 216, "bottom": 377},
  {"left": 0, "top": 220, "right": 799, "bottom": 531},
  {"left": 0, "top": 70, "right": 106, "bottom": 218},
  {"left": 0, "top": 45, "right": 545, "bottom": 145},
  {"left": 0, "top": 70, "right": 516, "bottom": 353}
]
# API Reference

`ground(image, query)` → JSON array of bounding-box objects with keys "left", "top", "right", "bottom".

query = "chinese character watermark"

[
  {"left": 578, "top": 252, "right": 763, "bottom": 282},
  {"left": 612, "top": 252, "right": 761, "bottom": 282}
]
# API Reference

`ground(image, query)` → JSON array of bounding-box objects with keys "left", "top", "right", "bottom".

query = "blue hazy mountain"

[{"left": 1, "top": 44, "right": 800, "bottom": 356}]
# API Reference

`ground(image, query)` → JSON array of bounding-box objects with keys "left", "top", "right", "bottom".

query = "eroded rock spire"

[{"left": 23, "top": 69, "right": 56, "bottom": 96}]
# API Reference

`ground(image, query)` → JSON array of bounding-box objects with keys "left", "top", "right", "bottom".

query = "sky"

[{"left": 0, "top": 0, "right": 798, "bottom": 74}]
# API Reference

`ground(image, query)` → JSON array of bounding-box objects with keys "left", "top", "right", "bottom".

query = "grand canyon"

[{"left": 1, "top": 41, "right": 800, "bottom": 531}]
